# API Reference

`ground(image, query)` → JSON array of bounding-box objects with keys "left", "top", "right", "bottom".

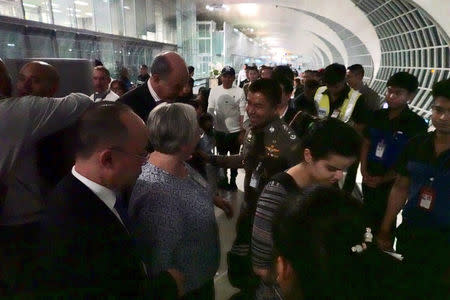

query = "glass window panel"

[
  {"left": 110, "top": 0, "right": 124, "bottom": 35},
  {"left": 73, "top": 0, "right": 94, "bottom": 31},
  {"left": 98, "top": 39, "right": 115, "bottom": 73},
  {"left": 135, "top": 0, "right": 147, "bottom": 38},
  {"left": 0, "top": 0, "right": 24, "bottom": 18},
  {"left": 52, "top": 0, "right": 77, "bottom": 28},
  {"left": 92, "top": 0, "right": 111, "bottom": 33},
  {"left": 56, "top": 32, "right": 78, "bottom": 58},
  {"left": 26, "top": 29, "right": 55, "bottom": 57},
  {"left": 123, "top": 0, "right": 136, "bottom": 37},
  {"left": 23, "top": 0, "right": 52, "bottom": 23},
  {"left": 0, "top": 25, "right": 26, "bottom": 58},
  {"left": 77, "top": 36, "right": 98, "bottom": 61}
]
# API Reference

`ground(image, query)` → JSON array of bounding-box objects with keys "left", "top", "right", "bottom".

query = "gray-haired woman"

[{"left": 129, "top": 103, "right": 231, "bottom": 299}]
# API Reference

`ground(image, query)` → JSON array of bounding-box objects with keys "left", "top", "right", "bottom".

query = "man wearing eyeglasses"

[
  {"left": 35, "top": 102, "right": 181, "bottom": 298},
  {"left": 377, "top": 78, "right": 450, "bottom": 297}
]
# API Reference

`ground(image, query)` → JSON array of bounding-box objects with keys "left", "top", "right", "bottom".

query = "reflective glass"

[
  {"left": 73, "top": 0, "right": 94, "bottom": 31},
  {"left": 123, "top": 0, "right": 136, "bottom": 37},
  {"left": 23, "top": 0, "right": 52, "bottom": 23},
  {"left": 92, "top": 0, "right": 111, "bottom": 33},
  {"left": 0, "top": 0, "right": 24, "bottom": 18},
  {"left": 52, "top": 0, "right": 77, "bottom": 28}
]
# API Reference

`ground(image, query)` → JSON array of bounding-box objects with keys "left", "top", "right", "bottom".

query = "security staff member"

[
  {"left": 377, "top": 79, "right": 450, "bottom": 297},
  {"left": 360, "top": 72, "right": 427, "bottom": 233},
  {"left": 315, "top": 63, "right": 369, "bottom": 193},
  {"left": 208, "top": 78, "right": 300, "bottom": 295}
]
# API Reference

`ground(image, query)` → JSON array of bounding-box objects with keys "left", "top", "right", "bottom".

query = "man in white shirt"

[
  {"left": 207, "top": 66, "right": 245, "bottom": 190},
  {"left": 90, "top": 66, "right": 119, "bottom": 102},
  {"left": 237, "top": 64, "right": 248, "bottom": 88}
]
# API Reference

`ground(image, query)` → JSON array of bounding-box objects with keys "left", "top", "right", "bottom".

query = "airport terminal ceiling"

[
  {"left": 196, "top": 0, "right": 450, "bottom": 118},
  {"left": 0, "top": 0, "right": 449, "bottom": 117}
]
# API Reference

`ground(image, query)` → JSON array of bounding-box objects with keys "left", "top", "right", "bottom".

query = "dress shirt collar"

[
  {"left": 279, "top": 105, "right": 289, "bottom": 119},
  {"left": 147, "top": 78, "right": 162, "bottom": 102},
  {"left": 71, "top": 166, "right": 117, "bottom": 215}
]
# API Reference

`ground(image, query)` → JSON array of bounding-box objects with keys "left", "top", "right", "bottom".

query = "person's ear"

[
  {"left": 99, "top": 149, "right": 114, "bottom": 169},
  {"left": 304, "top": 148, "right": 313, "bottom": 164}
]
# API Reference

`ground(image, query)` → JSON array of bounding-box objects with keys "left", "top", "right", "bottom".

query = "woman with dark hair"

[
  {"left": 273, "top": 185, "right": 402, "bottom": 299},
  {"left": 251, "top": 118, "right": 363, "bottom": 299}
]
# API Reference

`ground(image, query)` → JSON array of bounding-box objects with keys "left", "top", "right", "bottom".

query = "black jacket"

[
  {"left": 118, "top": 81, "right": 157, "bottom": 122},
  {"left": 35, "top": 174, "right": 177, "bottom": 298}
]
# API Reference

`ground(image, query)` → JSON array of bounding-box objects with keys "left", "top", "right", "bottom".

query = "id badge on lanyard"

[
  {"left": 375, "top": 140, "right": 386, "bottom": 159},
  {"left": 418, "top": 177, "right": 436, "bottom": 211}
]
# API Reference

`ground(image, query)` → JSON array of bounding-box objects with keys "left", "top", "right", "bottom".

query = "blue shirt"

[{"left": 396, "top": 132, "right": 450, "bottom": 231}]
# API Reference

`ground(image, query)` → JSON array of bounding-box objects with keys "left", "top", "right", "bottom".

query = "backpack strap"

[{"left": 270, "top": 172, "right": 301, "bottom": 197}]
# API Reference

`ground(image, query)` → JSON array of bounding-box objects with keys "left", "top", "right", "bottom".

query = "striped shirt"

[{"left": 251, "top": 173, "right": 300, "bottom": 269}]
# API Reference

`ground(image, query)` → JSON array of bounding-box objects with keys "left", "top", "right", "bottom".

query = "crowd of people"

[{"left": 0, "top": 51, "right": 448, "bottom": 300}]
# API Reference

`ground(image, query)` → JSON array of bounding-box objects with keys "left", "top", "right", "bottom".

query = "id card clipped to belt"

[{"left": 418, "top": 177, "right": 435, "bottom": 211}]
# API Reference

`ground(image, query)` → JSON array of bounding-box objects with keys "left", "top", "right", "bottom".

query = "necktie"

[{"left": 114, "top": 192, "right": 132, "bottom": 231}]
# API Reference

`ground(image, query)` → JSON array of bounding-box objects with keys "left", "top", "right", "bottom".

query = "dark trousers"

[
  {"left": 0, "top": 222, "right": 40, "bottom": 294},
  {"left": 362, "top": 181, "right": 394, "bottom": 234},
  {"left": 396, "top": 226, "right": 450, "bottom": 298},
  {"left": 215, "top": 131, "right": 241, "bottom": 184},
  {"left": 342, "top": 161, "right": 359, "bottom": 194},
  {"left": 182, "top": 279, "right": 215, "bottom": 300}
]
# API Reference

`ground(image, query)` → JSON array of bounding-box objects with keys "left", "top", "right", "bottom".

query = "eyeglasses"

[{"left": 109, "top": 147, "right": 149, "bottom": 164}]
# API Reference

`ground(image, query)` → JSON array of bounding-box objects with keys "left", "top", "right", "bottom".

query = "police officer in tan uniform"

[{"left": 208, "top": 78, "right": 300, "bottom": 297}]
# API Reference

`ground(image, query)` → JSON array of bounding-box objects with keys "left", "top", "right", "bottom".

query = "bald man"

[
  {"left": 0, "top": 60, "right": 91, "bottom": 291},
  {"left": 16, "top": 61, "right": 60, "bottom": 97},
  {"left": 118, "top": 51, "right": 189, "bottom": 122}
]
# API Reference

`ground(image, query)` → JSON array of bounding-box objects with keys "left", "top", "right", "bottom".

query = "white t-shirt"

[{"left": 207, "top": 85, "right": 245, "bottom": 133}]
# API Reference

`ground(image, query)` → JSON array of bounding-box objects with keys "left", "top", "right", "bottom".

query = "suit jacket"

[
  {"left": 118, "top": 81, "right": 157, "bottom": 122},
  {"left": 35, "top": 174, "right": 177, "bottom": 298}
]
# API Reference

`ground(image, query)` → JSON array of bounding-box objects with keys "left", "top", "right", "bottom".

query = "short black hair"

[
  {"left": 301, "top": 118, "right": 362, "bottom": 160},
  {"left": 248, "top": 78, "right": 281, "bottom": 107},
  {"left": 386, "top": 72, "right": 418, "bottom": 93},
  {"left": 272, "top": 65, "right": 295, "bottom": 82},
  {"left": 199, "top": 112, "right": 214, "bottom": 125},
  {"left": 323, "top": 63, "right": 346, "bottom": 85},
  {"left": 140, "top": 64, "right": 148, "bottom": 69},
  {"left": 347, "top": 64, "right": 364, "bottom": 77},
  {"left": 247, "top": 65, "right": 258, "bottom": 72},
  {"left": 188, "top": 66, "right": 195, "bottom": 73},
  {"left": 272, "top": 185, "right": 399, "bottom": 299},
  {"left": 431, "top": 78, "right": 450, "bottom": 100},
  {"left": 278, "top": 77, "right": 294, "bottom": 94},
  {"left": 75, "top": 102, "right": 132, "bottom": 158},
  {"left": 111, "top": 79, "right": 127, "bottom": 92}
]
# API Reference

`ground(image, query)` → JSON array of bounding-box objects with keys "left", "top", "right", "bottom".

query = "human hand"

[
  {"left": 167, "top": 269, "right": 185, "bottom": 297},
  {"left": 376, "top": 230, "right": 393, "bottom": 251},
  {"left": 213, "top": 195, "right": 234, "bottom": 219}
]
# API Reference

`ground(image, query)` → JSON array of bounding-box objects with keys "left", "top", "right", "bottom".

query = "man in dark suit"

[
  {"left": 118, "top": 51, "right": 189, "bottom": 122},
  {"left": 34, "top": 102, "right": 182, "bottom": 298}
]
